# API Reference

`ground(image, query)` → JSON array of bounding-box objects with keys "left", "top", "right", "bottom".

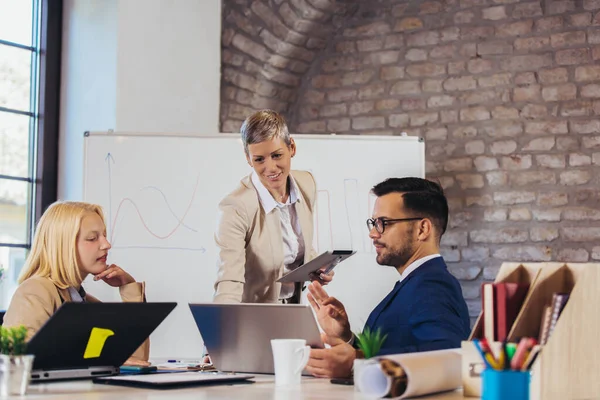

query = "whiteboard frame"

[{"left": 84, "top": 131, "right": 426, "bottom": 198}]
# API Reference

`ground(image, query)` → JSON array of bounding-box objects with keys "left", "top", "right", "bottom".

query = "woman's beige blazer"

[
  {"left": 213, "top": 170, "right": 318, "bottom": 303},
  {"left": 3, "top": 276, "right": 149, "bottom": 360}
]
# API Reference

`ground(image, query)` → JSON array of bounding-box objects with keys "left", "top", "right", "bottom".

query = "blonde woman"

[
  {"left": 3, "top": 201, "right": 149, "bottom": 366},
  {"left": 213, "top": 109, "right": 333, "bottom": 304}
]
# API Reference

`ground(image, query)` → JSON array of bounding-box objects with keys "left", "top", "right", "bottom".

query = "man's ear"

[{"left": 417, "top": 218, "right": 433, "bottom": 241}]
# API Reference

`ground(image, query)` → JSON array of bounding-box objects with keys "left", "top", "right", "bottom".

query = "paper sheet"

[{"left": 357, "top": 349, "right": 462, "bottom": 399}]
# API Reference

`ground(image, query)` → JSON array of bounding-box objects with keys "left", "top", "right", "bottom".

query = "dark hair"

[{"left": 371, "top": 177, "right": 448, "bottom": 241}]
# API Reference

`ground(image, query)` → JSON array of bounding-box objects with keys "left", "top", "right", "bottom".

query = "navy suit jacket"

[{"left": 364, "top": 257, "right": 470, "bottom": 355}]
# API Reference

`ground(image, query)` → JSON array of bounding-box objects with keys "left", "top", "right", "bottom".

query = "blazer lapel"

[
  {"left": 366, "top": 275, "right": 415, "bottom": 329},
  {"left": 365, "top": 257, "right": 446, "bottom": 329},
  {"left": 57, "top": 287, "right": 72, "bottom": 303},
  {"left": 295, "top": 198, "right": 313, "bottom": 265},
  {"left": 266, "top": 209, "right": 284, "bottom": 274}
]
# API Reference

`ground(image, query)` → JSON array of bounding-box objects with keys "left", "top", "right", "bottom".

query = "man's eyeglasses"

[{"left": 366, "top": 217, "right": 423, "bottom": 234}]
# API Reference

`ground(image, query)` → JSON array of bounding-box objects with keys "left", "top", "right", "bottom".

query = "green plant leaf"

[
  {"left": 354, "top": 326, "right": 388, "bottom": 359},
  {"left": 0, "top": 325, "right": 28, "bottom": 356}
]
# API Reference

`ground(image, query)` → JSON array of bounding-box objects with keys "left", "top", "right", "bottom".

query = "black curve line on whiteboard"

[
  {"left": 110, "top": 175, "right": 201, "bottom": 242},
  {"left": 343, "top": 182, "right": 353, "bottom": 250},
  {"left": 344, "top": 178, "right": 368, "bottom": 252},
  {"left": 315, "top": 189, "right": 334, "bottom": 253},
  {"left": 105, "top": 153, "right": 115, "bottom": 236},
  {"left": 367, "top": 192, "right": 377, "bottom": 254}
]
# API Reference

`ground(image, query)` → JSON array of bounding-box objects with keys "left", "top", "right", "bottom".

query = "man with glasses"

[{"left": 305, "top": 177, "right": 470, "bottom": 378}]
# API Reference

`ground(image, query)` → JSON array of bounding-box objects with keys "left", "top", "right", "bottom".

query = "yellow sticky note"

[{"left": 83, "top": 327, "right": 115, "bottom": 359}]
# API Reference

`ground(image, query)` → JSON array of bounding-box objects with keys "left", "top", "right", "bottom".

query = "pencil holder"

[{"left": 482, "top": 369, "right": 530, "bottom": 400}]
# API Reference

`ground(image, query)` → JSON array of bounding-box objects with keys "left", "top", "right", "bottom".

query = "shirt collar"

[
  {"left": 399, "top": 254, "right": 441, "bottom": 282},
  {"left": 251, "top": 172, "right": 300, "bottom": 214}
]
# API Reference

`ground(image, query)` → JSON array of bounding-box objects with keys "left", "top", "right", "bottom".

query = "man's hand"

[
  {"left": 307, "top": 281, "right": 352, "bottom": 342},
  {"left": 93, "top": 264, "right": 136, "bottom": 287},
  {"left": 306, "top": 337, "right": 357, "bottom": 378}
]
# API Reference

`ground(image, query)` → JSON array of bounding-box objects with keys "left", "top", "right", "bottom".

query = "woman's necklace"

[{"left": 278, "top": 193, "right": 288, "bottom": 203}]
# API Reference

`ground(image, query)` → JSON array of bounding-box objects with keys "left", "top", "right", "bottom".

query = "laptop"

[
  {"left": 27, "top": 302, "right": 177, "bottom": 382},
  {"left": 189, "top": 303, "right": 323, "bottom": 374}
]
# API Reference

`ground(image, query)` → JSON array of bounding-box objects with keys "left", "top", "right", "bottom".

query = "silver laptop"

[{"left": 188, "top": 303, "right": 323, "bottom": 374}]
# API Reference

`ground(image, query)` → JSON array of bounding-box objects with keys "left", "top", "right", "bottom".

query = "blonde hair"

[
  {"left": 19, "top": 201, "right": 106, "bottom": 289},
  {"left": 240, "top": 109, "right": 292, "bottom": 155}
]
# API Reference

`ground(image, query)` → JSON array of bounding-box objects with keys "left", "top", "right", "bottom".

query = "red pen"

[{"left": 510, "top": 337, "right": 534, "bottom": 370}]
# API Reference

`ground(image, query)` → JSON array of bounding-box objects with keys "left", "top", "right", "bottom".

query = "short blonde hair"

[
  {"left": 240, "top": 109, "right": 292, "bottom": 155},
  {"left": 19, "top": 201, "right": 105, "bottom": 289}
]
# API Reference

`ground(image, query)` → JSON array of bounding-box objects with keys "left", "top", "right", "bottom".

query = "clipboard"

[{"left": 277, "top": 250, "right": 356, "bottom": 283}]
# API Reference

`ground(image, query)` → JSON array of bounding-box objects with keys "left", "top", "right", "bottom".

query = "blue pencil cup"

[{"left": 482, "top": 369, "right": 530, "bottom": 400}]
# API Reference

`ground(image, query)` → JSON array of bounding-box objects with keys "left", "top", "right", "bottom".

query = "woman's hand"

[
  {"left": 93, "top": 263, "right": 135, "bottom": 287},
  {"left": 309, "top": 269, "right": 335, "bottom": 286}
]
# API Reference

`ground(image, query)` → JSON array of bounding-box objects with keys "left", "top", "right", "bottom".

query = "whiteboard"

[{"left": 83, "top": 132, "right": 425, "bottom": 358}]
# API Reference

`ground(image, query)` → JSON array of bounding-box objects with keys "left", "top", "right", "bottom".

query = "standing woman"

[{"left": 213, "top": 110, "right": 332, "bottom": 304}]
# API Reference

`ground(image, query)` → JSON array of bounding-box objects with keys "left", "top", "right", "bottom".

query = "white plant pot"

[
  {"left": 353, "top": 358, "right": 378, "bottom": 392},
  {"left": 0, "top": 354, "right": 35, "bottom": 396}
]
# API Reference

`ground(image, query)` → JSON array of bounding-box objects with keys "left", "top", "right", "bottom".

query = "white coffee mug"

[{"left": 270, "top": 339, "right": 311, "bottom": 386}]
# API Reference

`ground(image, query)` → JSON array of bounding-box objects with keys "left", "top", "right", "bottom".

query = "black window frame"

[{"left": 0, "top": 0, "right": 61, "bottom": 252}]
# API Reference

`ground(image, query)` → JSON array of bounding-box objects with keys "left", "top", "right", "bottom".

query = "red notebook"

[{"left": 495, "top": 282, "right": 529, "bottom": 342}]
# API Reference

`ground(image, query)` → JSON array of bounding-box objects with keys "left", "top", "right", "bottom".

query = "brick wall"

[
  {"left": 220, "top": 0, "right": 357, "bottom": 132},
  {"left": 221, "top": 0, "right": 600, "bottom": 320}
]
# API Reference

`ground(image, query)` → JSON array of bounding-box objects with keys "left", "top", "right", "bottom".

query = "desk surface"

[{"left": 20, "top": 375, "right": 469, "bottom": 399}]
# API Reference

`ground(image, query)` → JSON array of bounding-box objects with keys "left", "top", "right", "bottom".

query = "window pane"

[
  {"left": 0, "top": 44, "right": 32, "bottom": 112},
  {"left": 0, "top": 111, "right": 31, "bottom": 178},
  {"left": 0, "top": 178, "right": 30, "bottom": 245},
  {"left": 0, "top": 0, "right": 33, "bottom": 46},
  {"left": 0, "top": 246, "right": 27, "bottom": 309}
]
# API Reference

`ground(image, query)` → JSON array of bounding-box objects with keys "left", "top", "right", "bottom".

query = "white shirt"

[
  {"left": 399, "top": 254, "right": 442, "bottom": 283},
  {"left": 251, "top": 172, "right": 305, "bottom": 299}
]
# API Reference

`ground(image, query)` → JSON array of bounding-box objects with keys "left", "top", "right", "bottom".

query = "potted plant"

[
  {"left": 353, "top": 326, "right": 387, "bottom": 392},
  {"left": 0, "top": 325, "right": 34, "bottom": 396}
]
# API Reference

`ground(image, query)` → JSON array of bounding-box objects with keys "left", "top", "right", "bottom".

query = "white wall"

[
  {"left": 59, "top": 0, "right": 221, "bottom": 200},
  {"left": 116, "top": 0, "right": 221, "bottom": 134},
  {"left": 59, "top": 0, "right": 118, "bottom": 200}
]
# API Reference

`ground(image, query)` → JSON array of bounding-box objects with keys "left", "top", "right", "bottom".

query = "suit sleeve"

[
  {"left": 3, "top": 280, "right": 59, "bottom": 341},
  {"left": 213, "top": 195, "right": 249, "bottom": 304},
  {"left": 379, "top": 278, "right": 469, "bottom": 355}
]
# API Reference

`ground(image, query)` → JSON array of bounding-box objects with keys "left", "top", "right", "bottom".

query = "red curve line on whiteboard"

[
  {"left": 316, "top": 189, "right": 333, "bottom": 251},
  {"left": 110, "top": 175, "right": 200, "bottom": 241}
]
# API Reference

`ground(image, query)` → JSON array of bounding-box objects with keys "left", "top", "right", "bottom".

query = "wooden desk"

[{"left": 21, "top": 375, "right": 468, "bottom": 399}]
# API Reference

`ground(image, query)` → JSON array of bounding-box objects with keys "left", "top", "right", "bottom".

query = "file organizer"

[{"left": 462, "top": 262, "right": 600, "bottom": 400}]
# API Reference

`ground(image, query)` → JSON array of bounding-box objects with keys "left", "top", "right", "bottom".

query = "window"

[{"left": 0, "top": 0, "right": 61, "bottom": 308}]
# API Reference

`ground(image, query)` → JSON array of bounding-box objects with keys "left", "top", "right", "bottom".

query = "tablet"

[
  {"left": 277, "top": 250, "right": 356, "bottom": 283},
  {"left": 93, "top": 371, "right": 254, "bottom": 389}
]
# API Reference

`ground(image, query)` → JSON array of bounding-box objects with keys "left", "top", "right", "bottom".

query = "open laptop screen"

[
  {"left": 189, "top": 303, "right": 323, "bottom": 374},
  {"left": 27, "top": 302, "right": 176, "bottom": 371}
]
